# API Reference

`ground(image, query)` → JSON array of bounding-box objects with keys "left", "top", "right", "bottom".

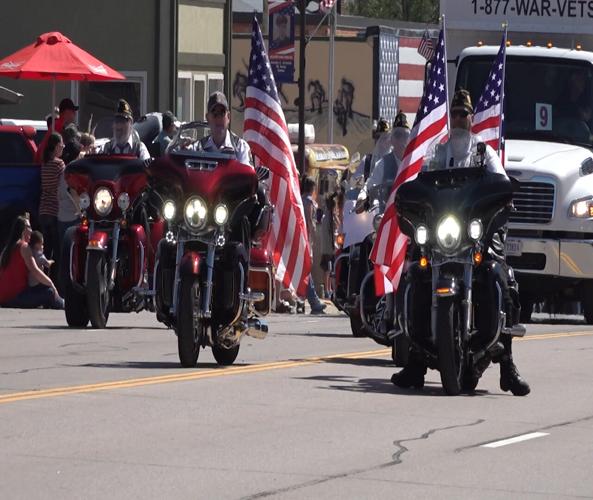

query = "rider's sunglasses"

[{"left": 451, "top": 110, "right": 470, "bottom": 118}]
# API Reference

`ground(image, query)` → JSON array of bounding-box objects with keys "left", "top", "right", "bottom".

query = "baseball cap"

[
  {"left": 207, "top": 91, "right": 229, "bottom": 113},
  {"left": 59, "top": 98, "right": 79, "bottom": 112}
]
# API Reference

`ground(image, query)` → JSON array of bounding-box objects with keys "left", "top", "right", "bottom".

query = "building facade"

[{"left": 0, "top": 0, "right": 232, "bottom": 129}]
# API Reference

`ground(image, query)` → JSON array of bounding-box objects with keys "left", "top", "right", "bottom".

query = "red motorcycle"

[
  {"left": 149, "top": 122, "right": 273, "bottom": 367},
  {"left": 61, "top": 155, "right": 164, "bottom": 328}
]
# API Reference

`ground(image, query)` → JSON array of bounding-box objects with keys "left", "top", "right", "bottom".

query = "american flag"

[
  {"left": 320, "top": 0, "right": 337, "bottom": 13},
  {"left": 371, "top": 28, "right": 449, "bottom": 292},
  {"left": 417, "top": 29, "right": 435, "bottom": 61},
  {"left": 243, "top": 18, "right": 311, "bottom": 296},
  {"left": 471, "top": 33, "right": 506, "bottom": 163}
]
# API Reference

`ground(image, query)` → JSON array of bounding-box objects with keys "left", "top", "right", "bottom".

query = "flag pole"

[
  {"left": 499, "top": 21, "right": 508, "bottom": 156},
  {"left": 441, "top": 14, "right": 450, "bottom": 135},
  {"left": 298, "top": 0, "right": 306, "bottom": 177}
]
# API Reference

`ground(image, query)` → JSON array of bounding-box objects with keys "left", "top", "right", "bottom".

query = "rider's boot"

[
  {"left": 391, "top": 349, "right": 426, "bottom": 389},
  {"left": 499, "top": 335, "right": 530, "bottom": 396}
]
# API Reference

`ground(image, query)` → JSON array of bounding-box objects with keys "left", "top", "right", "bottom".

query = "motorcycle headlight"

[
  {"left": 468, "top": 219, "right": 483, "bottom": 241},
  {"left": 79, "top": 192, "right": 90, "bottom": 210},
  {"left": 163, "top": 200, "right": 176, "bottom": 221},
  {"left": 93, "top": 188, "right": 113, "bottom": 216},
  {"left": 415, "top": 225, "right": 428, "bottom": 245},
  {"left": 436, "top": 215, "right": 461, "bottom": 251},
  {"left": 214, "top": 204, "right": 229, "bottom": 226},
  {"left": 117, "top": 192, "right": 130, "bottom": 212},
  {"left": 184, "top": 196, "right": 207, "bottom": 229}
]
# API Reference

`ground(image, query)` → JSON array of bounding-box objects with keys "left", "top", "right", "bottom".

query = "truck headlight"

[
  {"left": 117, "top": 192, "right": 130, "bottom": 212},
  {"left": 79, "top": 192, "right": 90, "bottom": 210},
  {"left": 437, "top": 215, "right": 461, "bottom": 251},
  {"left": 415, "top": 225, "right": 428, "bottom": 245},
  {"left": 184, "top": 197, "right": 207, "bottom": 229},
  {"left": 214, "top": 204, "right": 229, "bottom": 225},
  {"left": 163, "top": 200, "right": 176, "bottom": 221},
  {"left": 468, "top": 219, "right": 483, "bottom": 241},
  {"left": 569, "top": 197, "right": 593, "bottom": 218},
  {"left": 94, "top": 188, "right": 113, "bottom": 216}
]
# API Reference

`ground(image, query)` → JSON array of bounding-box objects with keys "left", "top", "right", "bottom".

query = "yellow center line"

[
  {"left": 0, "top": 348, "right": 390, "bottom": 405},
  {"left": 1, "top": 330, "right": 592, "bottom": 405}
]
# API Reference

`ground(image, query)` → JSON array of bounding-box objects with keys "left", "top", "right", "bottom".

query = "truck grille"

[{"left": 509, "top": 181, "right": 555, "bottom": 224}]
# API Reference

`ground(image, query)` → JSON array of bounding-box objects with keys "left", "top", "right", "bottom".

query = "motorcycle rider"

[
  {"left": 101, "top": 99, "right": 150, "bottom": 161},
  {"left": 391, "top": 89, "right": 530, "bottom": 396},
  {"left": 197, "top": 91, "right": 252, "bottom": 166},
  {"left": 355, "top": 112, "right": 411, "bottom": 213},
  {"left": 353, "top": 113, "right": 411, "bottom": 336}
]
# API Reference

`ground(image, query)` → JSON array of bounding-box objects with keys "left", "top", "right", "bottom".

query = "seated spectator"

[
  {"left": 62, "top": 139, "right": 82, "bottom": 165},
  {"left": 154, "top": 111, "right": 178, "bottom": 156},
  {"left": 27, "top": 230, "right": 53, "bottom": 287},
  {"left": 0, "top": 215, "right": 64, "bottom": 309},
  {"left": 80, "top": 133, "right": 96, "bottom": 155}
]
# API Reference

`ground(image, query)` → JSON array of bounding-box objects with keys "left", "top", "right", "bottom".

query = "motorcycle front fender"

[
  {"left": 127, "top": 224, "right": 148, "bottom": 288},
  {"left": 87, "top": 230, "right": 109, "bottom": 252},
  {"left": 180, "top": 251, "right": 201, "bottom": 277}
]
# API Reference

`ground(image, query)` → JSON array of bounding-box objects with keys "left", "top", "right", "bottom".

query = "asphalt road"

[{"left": 1, "top": 307, "right": 593, "bottom": 499}]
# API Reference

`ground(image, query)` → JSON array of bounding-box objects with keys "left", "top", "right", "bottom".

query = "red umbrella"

[{"left": 0, "top": 31, "right": 125, "bottom": 130}]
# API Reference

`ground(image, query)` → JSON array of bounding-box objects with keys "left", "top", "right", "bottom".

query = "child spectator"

[{"left": 28, "top": 231, "right": 53, "bottom": 287}]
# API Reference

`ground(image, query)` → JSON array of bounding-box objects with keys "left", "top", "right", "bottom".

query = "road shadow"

[
  {"left": 273, "top": 332, "right": 356, "bottom": 339},
  {"left": 12, "top": 325, "right": 166, "bottom": 331},
  {"left": 323, "top": 356, "right": 394, "bottom": 367},
  {"left": 296, "top": 374, "right": 497, "bottom": 398},
  {"left": 75, "top": 361, "right": 250, "bottom": 370}
]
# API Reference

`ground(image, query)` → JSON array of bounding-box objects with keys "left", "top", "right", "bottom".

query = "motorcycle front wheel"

[
  {"left": 60, "top": 237, "right": 89, "bottom": 328},
  {"left": 177, "top": 275, "right": 202, "bottom": 367},
  {"left": 349, "top": 314, "right": 367, "bottom": 337},
  {"left": 436, "top": 297, "right": 463, "bottom": 396},
  {"left": 86, "top": 252, "right": 110, "bottom": 329}
]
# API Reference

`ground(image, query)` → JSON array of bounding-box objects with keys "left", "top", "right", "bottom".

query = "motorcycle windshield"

[{"left": 396, "top": 167, "right": 513, "bottom": 245}]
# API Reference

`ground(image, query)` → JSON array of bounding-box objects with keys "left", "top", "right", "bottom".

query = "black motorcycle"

[{"left": 395, "top": 157, "right": 523, "bottom": 395}]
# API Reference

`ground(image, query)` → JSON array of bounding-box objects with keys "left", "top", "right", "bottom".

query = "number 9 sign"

[{"left": 535, "top": 103, "right": 553, "bottom": 131}]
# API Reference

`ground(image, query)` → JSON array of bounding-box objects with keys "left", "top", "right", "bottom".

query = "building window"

[
  {"left": 73, "top": 71, "right": 147, "bottom": 139},
  {"left": 177, "top": 71, "right": 225, "bottom": 122}
]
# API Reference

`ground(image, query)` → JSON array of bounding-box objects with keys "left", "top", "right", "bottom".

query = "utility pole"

[
  {"left": 327, "top": 2, "right": 336, "bottom": 143},
  {"left": 298, "top": 0, "right": 306, "bottom": 176}
]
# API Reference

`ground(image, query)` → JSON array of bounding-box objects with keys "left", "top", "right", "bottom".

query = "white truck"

[{"left": 443, "top": 2, "right": 593, "bottom": 322}]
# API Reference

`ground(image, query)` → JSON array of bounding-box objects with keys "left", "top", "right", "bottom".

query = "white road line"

[{"left": 482, "top": 432, "right": 549, "bottom": 449}]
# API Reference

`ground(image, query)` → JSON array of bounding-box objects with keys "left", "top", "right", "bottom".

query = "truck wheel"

[
  {"left": 86, "top": 252, "right": 110, "bottom": 329},
  {"left": 349, "top": 314, "right": 366, "bottom": 337},
  {"left": 212, "top": 344, "right": 240, "bottom": 366},
  {"left": 519, "top": 296, "right": 534, "bottom": 323},
  {"left": 177, "top": 275, "right": 202, "bottom": 367}
]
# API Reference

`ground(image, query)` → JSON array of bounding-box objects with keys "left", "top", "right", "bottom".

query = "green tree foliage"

[{"left": 344, "top": 0, "right": 439, "bottom": 23}]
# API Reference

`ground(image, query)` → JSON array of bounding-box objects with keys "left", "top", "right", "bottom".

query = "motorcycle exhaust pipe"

[{"left": 245, "top": 318, "right": 268, "bottom": 339}]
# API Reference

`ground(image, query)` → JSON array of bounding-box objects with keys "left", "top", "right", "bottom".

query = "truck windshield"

[{"left": 457, "top": 56, "right": 593, "bottom": 148}]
